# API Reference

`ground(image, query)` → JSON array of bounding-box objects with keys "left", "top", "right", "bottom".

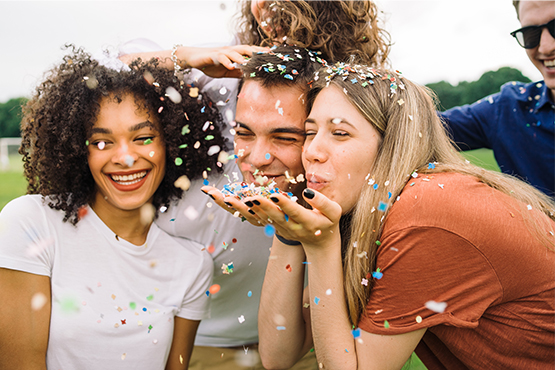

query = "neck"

[{"left": 90, "top": 200, "right": 153, "bottom": 246}]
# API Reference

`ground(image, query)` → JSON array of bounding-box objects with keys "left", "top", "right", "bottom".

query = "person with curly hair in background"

[{"left": 0, "top": 46, "right": 229, "bottom": 370}]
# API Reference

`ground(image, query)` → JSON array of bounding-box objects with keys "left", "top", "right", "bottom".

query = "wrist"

[{"left": 275, "top": 234, "right": 302, "bottom": 246}]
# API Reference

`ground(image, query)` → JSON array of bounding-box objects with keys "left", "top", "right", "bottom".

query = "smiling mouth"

[
  {"left": 110, "top": 171, "right": 148, "bottom": 185},
  {"left": 544, "top": 59, "right": 555, "bottom": 68}
]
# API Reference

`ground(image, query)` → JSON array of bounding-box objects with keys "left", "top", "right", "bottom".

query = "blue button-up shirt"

[{"left": 440, "top": 80, "right": 555, "bottom": 197}]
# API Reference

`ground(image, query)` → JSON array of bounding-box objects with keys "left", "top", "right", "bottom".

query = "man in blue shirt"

[{"left": 440, "top": 0, "right": 554, "bottom": 197}]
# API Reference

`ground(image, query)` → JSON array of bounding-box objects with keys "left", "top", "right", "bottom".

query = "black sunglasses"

[{"left": 510, "top": 18, "right": 555, "bottom": 49}]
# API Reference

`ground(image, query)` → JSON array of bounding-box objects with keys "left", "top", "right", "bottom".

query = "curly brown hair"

[
  {"left": 20, "top": 45, "right": 227, "bottom": 225},
  {"left": 235, "top": 0, "right": 390, "bottom": 66}
]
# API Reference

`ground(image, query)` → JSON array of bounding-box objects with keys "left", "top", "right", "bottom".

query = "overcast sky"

[{"left": 0, "top": 0, "right": 540, "bottom": 103}]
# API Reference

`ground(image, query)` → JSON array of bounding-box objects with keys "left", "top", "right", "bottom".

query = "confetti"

[
  {"left": 372, "top": 268, "right": 383, "bottom": 279},
  {"left": 285, "top": 264, "right": 292, "bottom": 272},
  {"left": 264, "top": 224, "right": 276, "bottom": 237},
  {"left": 31, "top": 292, "right": 47, "bottom": 311},
  {"left": 384, "top": 320, "right": 390, "bottom": 329},
  {"left": 174, "top": 175, "right": 191, "bottom": 191},
  {"left": 175, "top": 157, "right": 183, "bottom": 166},
  {"left": 361, "top": 278, "right": 368, "bottom": 286},
  {"left": 425, "top": 300, "right": 447, "bottom": 313},
  {"left": 325, "top": 289, "right": 332, "bottom": 295},
  {"left": 247, "top": 291, "right": 252, "bottom": 297},
  {"left": 140, "top": 203, "right": 156, "bottom": 225},
  {"left": 184, "top": 206, "right": 199, "bottom": 220},
  {"left": 209, "top": 284, "right": 221, "bottom": 294},
  {"left": 416, "top": 316, "right": 422, "bottom": 323},
  {"left": 189, "top": 87, "right": 199, "bottom": 98},
  {"left": 238, "top": 315, "right": 245, "bottom": 323},
  {"left": 277, "top": 326, "right": 286, "bottom": 331},
  {"left": 314, "top": 297, "right": 320, "bottom": 305},
  {"left": 352, "top": 328, "right": 361, "bottom": 338}
]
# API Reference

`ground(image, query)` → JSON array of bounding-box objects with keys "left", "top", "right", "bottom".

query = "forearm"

[
  {"left": 305, "top": 236, "right": 358, "bottom": 369},
  {"left": 258, "top": 237, "right": 312, "bottom": 369}
]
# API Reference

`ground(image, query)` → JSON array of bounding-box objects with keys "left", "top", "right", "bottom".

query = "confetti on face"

[
  {"left": 276, "top": 326, "right": 286, "bottom": 331},
  {"left": 285, "top": 264, "right": 292, "bottom": 272},
  {"left": 325, "top": 289, "right": 332, "bottom": 295},
  {"left": 97, "top": 141, "right": 106, "bottom": 150},
  {"left": 314, "top": 297, "right": 320, "bottom": 305},
  {"left": 123, "top": 155, "right": 135, "bottom": 167},
  {"left": 425, "top": 300, "right": 447, "bottom": 313}
]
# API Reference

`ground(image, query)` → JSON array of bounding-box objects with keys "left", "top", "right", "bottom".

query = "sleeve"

[
  {"left": 358, "top": 226, "right": 503, "bottom": 335},
  {"left": 176, "top": 248, "right": 214, "bottom": 321},
  {"left": 439, "top": 92, "right": 502, "bottom": 150},
  {"left": 0, "top": 196, "right": 54, "bottom": 277}
]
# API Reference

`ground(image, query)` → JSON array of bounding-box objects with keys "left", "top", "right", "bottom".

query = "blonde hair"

[
  {"left": 307, "top": 64, "right": 555, "bottom": 325},
  {"left": 235, "top": 0, "right": 390, "bottom": 66}
]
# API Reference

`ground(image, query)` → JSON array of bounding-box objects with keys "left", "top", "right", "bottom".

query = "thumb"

[{"left": 302, "top": 188, "right": 342, "bottom": 222}]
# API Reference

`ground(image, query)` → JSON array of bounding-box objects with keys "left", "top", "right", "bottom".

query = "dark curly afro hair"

[{"left": 20, "top": 45, "right": 228, "bottom": 225}]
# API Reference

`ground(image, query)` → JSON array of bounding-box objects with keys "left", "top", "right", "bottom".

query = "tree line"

[{"left": 0, "top": 66, "right": 533, "bottom": 138}]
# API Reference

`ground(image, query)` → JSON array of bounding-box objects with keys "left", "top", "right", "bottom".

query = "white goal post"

[{"left": 0, "top": 137, "right": 22, "bottom": 171}]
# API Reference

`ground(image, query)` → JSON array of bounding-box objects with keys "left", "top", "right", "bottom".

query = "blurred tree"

[
  {"left": 0, "top": 97, "right": 27, "bottom": 138},
  {"left": 427, "top": 66, "right": 531, "bottom": 111}
]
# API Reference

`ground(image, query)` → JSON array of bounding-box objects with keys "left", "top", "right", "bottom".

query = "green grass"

[
  {"left": 0, "top": 155, "right": 27, "bottom": 211},
  {"left": 460, "top": 148, "right": 500, "bottom": 172}
]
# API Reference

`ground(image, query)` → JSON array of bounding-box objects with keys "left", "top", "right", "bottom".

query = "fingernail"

[
  {"left": 208, "top": 193, "right": 215, "bottom": 200},
  {"left": 270, "top": 197, "right": 279, "bottom": 203},
  {"left": 245, "top": 201, "right": 254, "bottom": 207},
  {"left": 248, "top": 209, "right": 255, "bottom": 215},
  {"left": 201, "top": 189, "right": 208, "bottom": 194},
  {"left": 253, "top": 200, "right": 260, "bottom": 206},
  {"left": 224, "top": 202, "right": 233, "bottom": 207},
  {"left": 304, "top": 189, "right": 315, "bottom": 199}
]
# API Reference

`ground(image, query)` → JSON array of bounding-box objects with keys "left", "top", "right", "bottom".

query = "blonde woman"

[{"left": 221, "top": 64, "right": 555, "bottom": 369}]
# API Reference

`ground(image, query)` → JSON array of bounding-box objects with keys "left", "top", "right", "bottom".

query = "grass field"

[{"left": 0, "top": 155, "right": 26, "bottom": 211}]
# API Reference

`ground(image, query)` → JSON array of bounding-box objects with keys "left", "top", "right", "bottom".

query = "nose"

[
  {"left": 112, "top": 142, "right": 138, "bottom": 167},
  {"left": 246, "top": 140, "right": 274, "bottom": 169},
  {"left": 538, "top": 26, "right": 555, "bottom": 54},
  {"left": 303, "top": 132, "right": 328, "bottom": 164}
]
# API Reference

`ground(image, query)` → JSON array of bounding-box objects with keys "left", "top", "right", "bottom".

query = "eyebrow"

[
  {"left": 305, "top": 117, "right": 356, "bottom": 129},
  {"left": 236, "top": 121, "right": 305, "bottom": 136},
  {"left": 90, "top": 120, "right": 156, "bottom": 134}
]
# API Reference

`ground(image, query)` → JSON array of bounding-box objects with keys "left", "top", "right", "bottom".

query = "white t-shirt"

[
  {"left": 0, "top": 195, "right": 213, "bottom": 369},
  {"left": 156, "top": 161, "right": 273, "bottom": 347}
]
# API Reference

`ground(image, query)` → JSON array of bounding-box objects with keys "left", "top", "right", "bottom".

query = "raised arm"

[
  {"left": 119, "top": 45, "right": 269, "bottom": 78},
  {"left": 0, "top": 268, "right": 51, "bottom": 370}
]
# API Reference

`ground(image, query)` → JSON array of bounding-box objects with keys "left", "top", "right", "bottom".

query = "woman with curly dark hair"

[{"left": 0, "top": 46, "right": 228, "bottom": 369}]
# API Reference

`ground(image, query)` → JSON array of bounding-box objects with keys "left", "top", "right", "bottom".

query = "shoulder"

[
  {"left": 498, "top": 80, "right": 544, "bottom": 100},
  {"left": 1, "top": 195, "right": 54, "bottom": 221},
  {"left": 385, "top": 172, "right": 506, "bottom": 233}
]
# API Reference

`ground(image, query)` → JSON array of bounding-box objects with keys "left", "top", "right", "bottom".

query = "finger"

[
  {"left": 230, "top": 45, "right": 271, "bottom": 56},
  {"left": 223, "top": 196, "right": 267, "bottom": 226},
  {"left": 302, "top": 189, "right": 342, "bottom": 222}
]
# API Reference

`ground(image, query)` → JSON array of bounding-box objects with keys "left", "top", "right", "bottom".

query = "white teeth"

[
  {"left": 545, "top": 59, "right": 555, "bottom": 67},
  {"left": 111, "top": 171, "right": 147, "bottom": 184}
]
